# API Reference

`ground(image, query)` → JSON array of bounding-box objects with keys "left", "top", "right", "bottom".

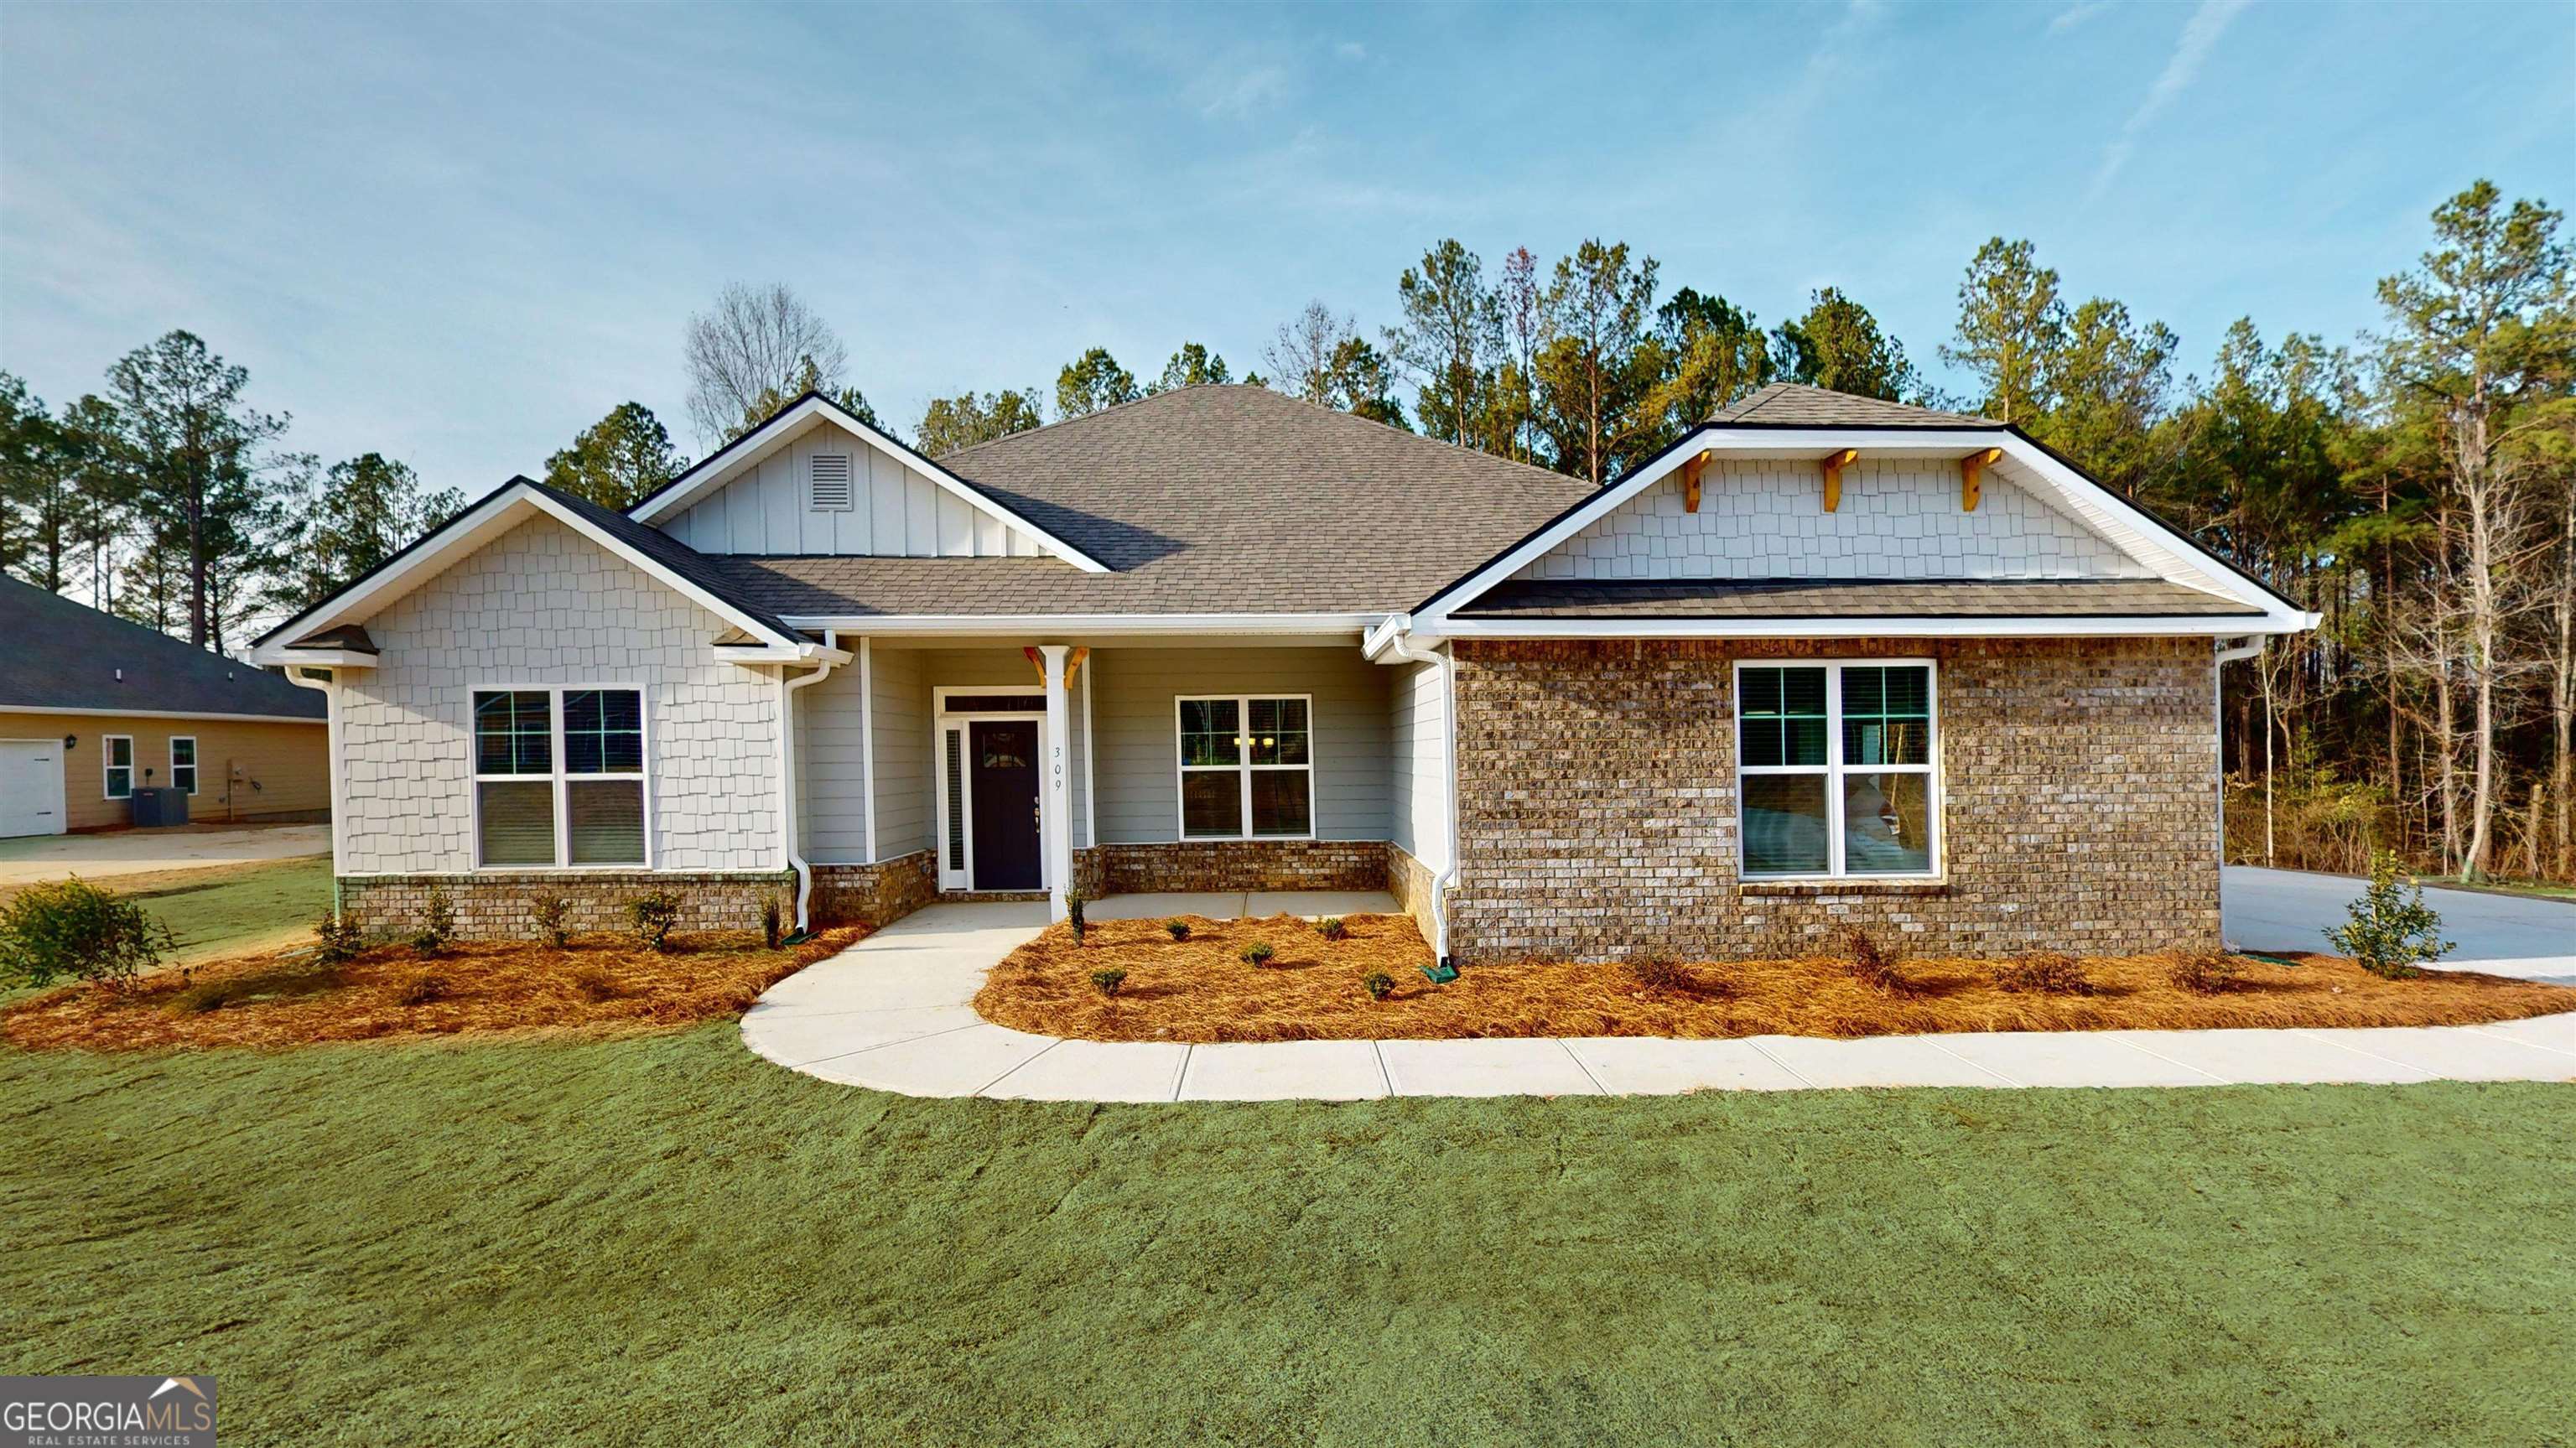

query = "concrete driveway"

[
  {"left": 2225, "top": 865, "right": 2576, "bottom": 984},
  {"left": 0, "top": 823, "right": 329, "bottom": 885}
]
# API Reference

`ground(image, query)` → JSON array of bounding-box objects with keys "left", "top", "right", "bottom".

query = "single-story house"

[
  {"left": 249, "top": 382, "right": 2312, "bottom": 961},
  {"left": 0, "top": 573, "right": 330, "bottom": 837}
]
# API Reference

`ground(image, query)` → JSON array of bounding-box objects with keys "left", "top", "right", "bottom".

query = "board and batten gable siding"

[
  {"left": 1514, "top": 457, "right": 2153, "bottom": 583},
  {"left": 658, "top": 419, "right": 1046, "bottom": 558},
  {"left": 1088, "top": 646, "right": 1390, "bottom": 845},
  {"left": 1386, "top": 657, "right": 1447, "bottom": 871},
  {"left": 335, "top": 514, "right": 782, "bottom": 875}
]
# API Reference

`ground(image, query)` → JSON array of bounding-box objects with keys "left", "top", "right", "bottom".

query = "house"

[
  {"left": 0, "top": 574, "right": 330, "bottom": 838},
  {"left": 247, "top": 383, "right": 2312, "bottom": 961}
]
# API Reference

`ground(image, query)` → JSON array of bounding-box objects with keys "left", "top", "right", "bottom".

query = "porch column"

[{"left": 1040, "top": 643, "right": 1073, "bottom": 921}]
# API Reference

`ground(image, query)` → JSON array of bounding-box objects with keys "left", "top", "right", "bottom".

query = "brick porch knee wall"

[
  {"left": 811, "top": 850, "right": 938, "bottom": 928},
  {"left": 1078, "top": 839, "right": 1389, "bottom": 895},
  {"left": 1446, "top": 637, "right": 2220, "bottom": 963}
]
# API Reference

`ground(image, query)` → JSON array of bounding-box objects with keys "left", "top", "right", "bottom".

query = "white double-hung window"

[
  {"left": 1735, "top": 661, "right": 1938, "bottom": 879},
  {"left": 1176, "top": 695, "right": 1313, "bottom": 839},
  {"left": 472, "top": 687, "right": 647, "bottom": 868}
]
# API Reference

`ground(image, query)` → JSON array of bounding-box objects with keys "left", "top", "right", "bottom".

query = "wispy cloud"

[
  {"left": 1333, "top": 40, "right": 1367, "bottom": 62},
  {"left": 2089, "top": 0, "right": 2250, "bottom": 198},
  {"left": 1192, "top": 63, "right": 1291, "bottom": 118},
  {"left": 2048, "top": 2, "right": 2111, "bottom": 34}
]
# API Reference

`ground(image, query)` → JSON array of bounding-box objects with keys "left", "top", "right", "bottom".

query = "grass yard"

[
  {"left": 0, "top": 853, "right": 335, "bottom": 966},
  {"left": 984, "top": 913, "right": 2576, "bottom": 1043},
  {"left": 5, "top": 1028, "right": 2570, "bottom": 1446}
]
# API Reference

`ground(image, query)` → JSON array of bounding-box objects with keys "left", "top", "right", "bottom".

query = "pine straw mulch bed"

[
  {"left": 1, "top": 926, "right": 867, "bottom": 1052},
  {"left": 974, "top": 914, "right": 2576, "bottom": 1044}
]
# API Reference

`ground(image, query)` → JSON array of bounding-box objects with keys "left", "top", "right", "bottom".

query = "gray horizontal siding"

[{"left": 1090, "top": 646, "right": 1391, "bottom": 845}]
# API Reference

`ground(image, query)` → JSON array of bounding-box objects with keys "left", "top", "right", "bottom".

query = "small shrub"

[
  {"left": 0, "top": 876, "right": 172, "bottom": 989},
  {"left": 630, "top": 891, "right": 681, "bottom": 952},
  {"left": 2325, "top": 850, "right": 2454, "bottom": 980},
  {"left": 312, "top": 911, "right": 366, "bottom": 965},
  {"left": 1163, "top": 918, "right": 1192, "bottom": 942},
  {"left": 413, "top": 885, "right": 455, "bottom": 958},
  {"left": 1363, "top": 971, "right": 1394, "bottom": 1001},
  {"left": 1992, "top": 952, "right": 2092, "bottom": 995},
  {"left": 1066, "top": 888, "right": 1088, "bottom": 943},
  {"left": 528, "top": 894, "right": 571, "bottom": 949},
  {"left": 1089, "top": 968, "right": 1127, "bottom": 999},
  {"left": 1315, "top": 916, "right": 1348, "bottom": 941},
  {"left": 1239, "top": 940, "right": 1275, "bottom": 966},
  {"left": 1841, "top": 926, "right": 1911, "bottom": 994},
  {"left": 569, "top": 963, "right": 622, "bottom": 1002},
  {"left": 2170, "top": 950, "right": 2241, "bottom": 994},
  {"left": 1623, "top": 956, "right": 1692, "bottom": 994},
  {"left": 397, "top": 972, "right": 451, "bottom": 1007},
  {"left": 761, "top": 895, "right": 784, "bottom": 950}
]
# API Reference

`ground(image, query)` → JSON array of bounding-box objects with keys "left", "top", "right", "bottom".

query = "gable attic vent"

[{"left": 808, "top": 454, "right": 854, "bottom": 511}]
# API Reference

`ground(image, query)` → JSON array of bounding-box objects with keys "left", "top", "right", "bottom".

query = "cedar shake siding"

[{"left": 1445, "top": 637, "right": 2220, "bottom": 963}]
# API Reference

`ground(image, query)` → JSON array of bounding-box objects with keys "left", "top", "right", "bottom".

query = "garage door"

[{"left": 0, "top": 739, "right": 66, "bottom": 838}]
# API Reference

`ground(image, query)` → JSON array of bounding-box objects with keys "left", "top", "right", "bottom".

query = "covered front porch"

[{"left": 782, "top": 632, "right": 1448, "bottom": 947}]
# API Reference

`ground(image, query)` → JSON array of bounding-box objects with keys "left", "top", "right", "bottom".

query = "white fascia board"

[
  {"left": 1414, "top": 426, "right": 2307, "bottom": 631},
  {"left": 0, "top": 704, "right": 327, "bottom": 724},
  {"left": 628, "top": 395, "right": 1109, "bottom": 573},
  {"left": 714, "top": 642, "right": 852, "bottom": 667},
  {"left": 1422, "top": 613, "right": 2313, "bottom": 641},
  {"left": 269, "top": 651, "right": 379, "bottom": 669},
  {"left": 779, "top": 612, "right": 1381, "bottom": 637},
  {"left": 247, "top": 483, "right": 803, "bottom": 667}
]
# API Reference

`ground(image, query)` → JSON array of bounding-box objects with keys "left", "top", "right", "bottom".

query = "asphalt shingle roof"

[
  {"left": 1452, "top": 578, "right": 2262, "bottom": 620},
  {"left": 0, "top": 573, "right": 326, "bottom": 718},
  {"left": 1710, "top": 382, "right": 1994, "bottom": 428},
  {"left": 721, "top": 385, "right": 1597, "bottom": 617}
]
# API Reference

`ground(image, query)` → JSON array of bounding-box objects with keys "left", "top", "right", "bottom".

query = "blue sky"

[{"left": 3, "top": 0, "right": 2570, "bottom": 495}]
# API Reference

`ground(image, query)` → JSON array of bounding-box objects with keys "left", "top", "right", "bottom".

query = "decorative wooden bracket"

[
  {"left": 1820, "top": 449, "right": 1858, "bottom": 513},
  {"left": 1026, "top": 645, "right": 1088, "bottom": 688},
  {"left": 1961, "top": 447, "right": 2002, "bottom": 512},
  {"left": 1680, "top": 449, "right": 1712, "bottom": 513}
]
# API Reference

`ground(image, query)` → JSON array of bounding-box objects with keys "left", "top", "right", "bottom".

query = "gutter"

[
  {"left": 1368, "top": 614, "right": 1459, "bottom": 970},
  {"left": 2210, "top": 635, "right": 2262, "bottom": 889},
  {"left": 780, "top": 629, "right": 841, "bottom": 932},
  {"left": 283, "top": 667, "right": 345, "bottom": 921}
]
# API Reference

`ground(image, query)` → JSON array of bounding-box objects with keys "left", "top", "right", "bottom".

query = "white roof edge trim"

[
  {"left": 0, "top": 704, "right": 328, "bottom": 724},
  {"left": 627, "top": 395, "right": 1110, "bottom": 573},
  {"left": 1414, "top": 426, "right": 2305, "bottom": 631},
  {"left": 1419, "top": 613, "right": 2316, "bottom": 641},
  {"left": 246, "top": 483, "right": 803, "bottom": 667},
  {"left": 777, "top": 612, "right": 1381, "bottom": 636}
]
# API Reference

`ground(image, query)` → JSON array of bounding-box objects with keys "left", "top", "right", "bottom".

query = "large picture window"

[
  {"left": 472, "top": 687, "right": 647, "bottom": 868},
  {"left": 1176, "top": 695, "right": 1313, "bottom": 839},
  {"left": 1736, "top": 662, "right": 1937, "bottom": 879}
]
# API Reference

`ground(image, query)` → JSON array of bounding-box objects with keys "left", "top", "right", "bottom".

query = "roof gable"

[{"left": 627, "top": 393, "right": 1104, "bottom": 571}]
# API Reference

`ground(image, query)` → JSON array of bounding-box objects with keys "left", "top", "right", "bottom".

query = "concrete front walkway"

[{"left": 743, "top": 901, "right": 2576, "bottom": 1102}]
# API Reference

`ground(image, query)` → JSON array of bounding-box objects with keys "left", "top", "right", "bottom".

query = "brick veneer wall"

[
  {"left": 811, "top": 851, "right": 938, "bottom": 927},
  {"left": 1078, "top": 839, "right": 1390, "bottom": 895},
  {"left": 1385, "top": 843, "right": 1443, "bottom": 951},
  {"left": 1446, "top": 637, "right": 2220, "bottom": 963},
  {"left": 340, "top": 870, "right": 794, "bottom": 941}
]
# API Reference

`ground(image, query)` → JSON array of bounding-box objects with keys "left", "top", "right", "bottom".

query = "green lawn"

[
  {"left": 116, "top": 854, "right": 333, "bottom": 963},
  {"left": 5, "top": 1028, "right": 2568, "bottom": 1447}
]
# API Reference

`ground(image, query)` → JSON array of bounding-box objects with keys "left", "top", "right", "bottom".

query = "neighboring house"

[
  {"left": 0, "top": 574, "right": 330, "bottom": 838},
  {"left": 250, "top": 383, "right": 2311, "bottom": 961}
]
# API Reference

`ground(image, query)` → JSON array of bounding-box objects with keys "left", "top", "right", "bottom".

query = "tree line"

[{"left": 3, "top": 179, "right": 2568, "bottom": 885}]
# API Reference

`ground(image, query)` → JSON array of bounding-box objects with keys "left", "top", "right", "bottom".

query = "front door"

[{"left": 969, "top": 719, "right": 1041, "bottom": 890}]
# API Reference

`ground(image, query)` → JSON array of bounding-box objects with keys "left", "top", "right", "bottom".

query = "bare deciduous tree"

[{"left": 683, "top": 283, "right": 851, "bottom": 449}]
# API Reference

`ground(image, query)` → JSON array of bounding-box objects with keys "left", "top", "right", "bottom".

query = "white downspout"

[
  {"left": 1379, "top": 620, "right": 1458, "bottom": 968},
  {"left": 781, "top": 630, "right": 840, "bottom": 932},
  {"left": 284, "top": 667, "right": 344, "bottom": 919},
  {"left": 2211, "top": 635, "right": 2262, "bottom": 932}
]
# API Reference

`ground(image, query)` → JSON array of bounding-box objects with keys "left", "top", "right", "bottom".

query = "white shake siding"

[
  {"left": 1515, "top": 456, "right": 2152, "bottom": 582},
  {"left": 336, "top": 515, "right": 781, "bottom": 875}
]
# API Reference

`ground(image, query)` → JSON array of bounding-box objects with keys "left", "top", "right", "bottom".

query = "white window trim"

[
  {"left": 1173, "top": 693, "right": 1317, "bottom": 843},
  {"left": 102, "top": 734, "right": 133, "bottom": 800},
  {"left": 468, "top": 683, "right": 653, "bottom": 871},
  {"left": 1732, "top": 659, "right": 1942, "bottom": 882},
  {"left": 929, "top": 688, "right": 1052, "bottom": 893},
  {"left": 169, "top": 734, "right": 198, "bottom": 797}
]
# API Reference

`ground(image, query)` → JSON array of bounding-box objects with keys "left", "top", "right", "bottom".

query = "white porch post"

[{"left": 1040, "top": 643, "right": 1073, "bottom": 921}]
